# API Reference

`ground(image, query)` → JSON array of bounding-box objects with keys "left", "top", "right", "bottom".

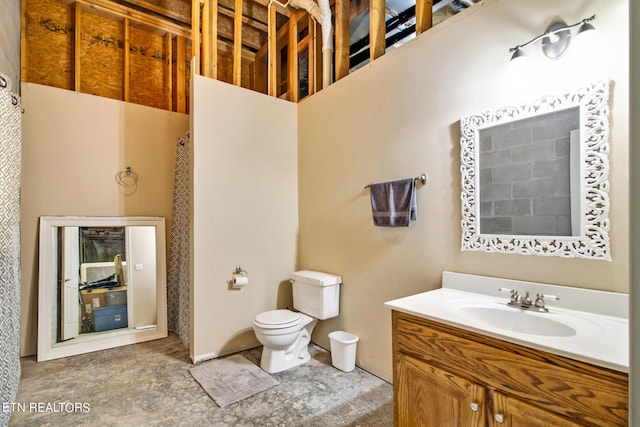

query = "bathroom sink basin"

[
  {"left": 455, "top": 306, "right": 577, "bottom": 337},
  {"left": 384, "top": 273, "right": 629, "bottom": 372}
]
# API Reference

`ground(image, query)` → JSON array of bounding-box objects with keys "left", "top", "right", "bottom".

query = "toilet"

[{"left": 252, "top": 270, "right": 341, "bottom": 373}]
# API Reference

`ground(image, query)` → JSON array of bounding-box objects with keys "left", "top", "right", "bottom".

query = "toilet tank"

[{"left": 291, "top": 270, "right": 341, "bottom": 320}]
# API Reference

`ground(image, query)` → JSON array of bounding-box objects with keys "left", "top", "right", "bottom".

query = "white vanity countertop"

[{"left": 384, "top": 272, "right": 629, "bottom": 373}]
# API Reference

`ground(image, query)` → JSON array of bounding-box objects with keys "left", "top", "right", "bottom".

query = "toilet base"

[
  {"left": 260, "top": 345, "right": 311, "bottom": 373},
  {"left": 259, "top": 319, "right": 317, "bottom": 373}
]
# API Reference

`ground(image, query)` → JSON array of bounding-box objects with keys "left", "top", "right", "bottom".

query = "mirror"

[
  {"left": 459, "top": 81, "right": 611, "bottom": 260},
  {"left": 38, "top": 216, "right": 167, "bottom": 361}
]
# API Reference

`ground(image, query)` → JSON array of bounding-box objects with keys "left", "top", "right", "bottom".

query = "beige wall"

[
  {"left": 190, "top": 76, "right": 298, "bottom": 361},
  {"left": 298, "top": 0, "right": 629, "bottom": 381},
  {"left": 20, "top": 83, "right": 189, "bottom": 355}
]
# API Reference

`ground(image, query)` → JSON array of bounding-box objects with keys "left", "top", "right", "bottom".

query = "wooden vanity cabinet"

[
  {"left": 391, "top": 311, "right": 628, "bottom": 427},
  {"left": 396, "top": 353, "right": 487, "bottom": 426}
]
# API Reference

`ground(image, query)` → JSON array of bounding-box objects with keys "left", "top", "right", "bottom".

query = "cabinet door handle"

[
  {"left": 494, "top": 413, "right": 505, "bottom": 423},
  {"left": 470, "top": 402, "right": 479, "bottom": 412}
]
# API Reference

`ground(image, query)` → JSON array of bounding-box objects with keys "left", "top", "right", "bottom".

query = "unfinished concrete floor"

[{"left": 10, "top": 333, "right": 393, "bottom": 426}]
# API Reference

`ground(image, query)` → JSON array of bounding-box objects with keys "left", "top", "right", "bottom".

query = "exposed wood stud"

[
  {"left": 123, "top": 17, "right": 130, "bottom": 101},
  {"left": 202, "top": 0, "right": 211, "bottom": 76},
  {"left": 165, "top": 33, "right": 173, "bottom": 111},
  {"left": 315, "top": 18, "right": 322, "bottom": 92},
  {"left": 334, "top": 0, "right": 349, "bottom": 81},
  {"left": 416, "top": 0, "right": 433, "bottom": 35},
  {"left": 74, "top": 2, "right": 82, "bottom": 92},
  {"left": 370, "top": 0, "right": 385, "bottom": 61},
  {"left": 268, "top": 2, "right": 277, "bottom": 96},
  {"left": 192, "top": 0, "right": 203, "bottom": 74},
  {"left": 233, "top": 0, "right": 243, "bottom": 86},
  {"left": 307, "top": 15, "right": 315, "bottom": 96},
  {"left": 202, "top": 0, "right": 219, "bottom": 79},
  {"left": 176, "top": 35, "right": 187, "bottom": 113},
  {"left": 24, "top": 0, "right": 373, "bottom": 106},
  {"left": 209, "top": 0, "right": 218, "bottom": 78},
  {"left": 287, "top": 12, "right": 298, "bottom": 102}
]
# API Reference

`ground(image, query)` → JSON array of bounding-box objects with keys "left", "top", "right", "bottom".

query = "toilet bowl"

[
  {"left": 252, "top": 270, "right": 341, "bottom": 373},
  {"left": 253, "top": 309, "right": 317, "bottom": 373}
]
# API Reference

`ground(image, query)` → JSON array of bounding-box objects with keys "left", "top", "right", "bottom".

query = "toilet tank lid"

[{"left": 291, "top": 270, "right": 342, "bottom": 286}]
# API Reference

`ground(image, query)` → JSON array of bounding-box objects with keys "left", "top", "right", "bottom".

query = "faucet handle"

[
  {"left": 522, "top": 291, "right": 532, "bottom": 306},
  {"left": 535, "top": 293, "right": 559, "bottom": 305},
  {"left": 534, "top": 293, "right": 559, "bottom": 310},
  {"left": 498, "top": 288, "right": 518, "bottom": 303}
]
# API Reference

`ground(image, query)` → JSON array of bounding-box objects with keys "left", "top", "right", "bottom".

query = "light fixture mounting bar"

[{"left": 509, "top": 14, "right": 596, "bottom": 54}]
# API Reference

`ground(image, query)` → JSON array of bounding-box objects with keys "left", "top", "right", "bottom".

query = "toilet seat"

[{"left": 254, "top": 309, "right": 301, "bottom": 329}]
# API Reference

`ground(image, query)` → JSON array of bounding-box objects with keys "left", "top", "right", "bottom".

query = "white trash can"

[{"left": 328, "top": 331, "right": 359, "bottom": 372}]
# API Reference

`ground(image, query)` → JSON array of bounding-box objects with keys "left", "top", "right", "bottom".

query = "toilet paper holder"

[{"left": 230, "top": 266, "right": 249, "bottom": 289}]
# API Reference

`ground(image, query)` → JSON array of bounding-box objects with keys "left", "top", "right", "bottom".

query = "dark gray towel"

[{"left": 369, "top": 177, "right": 417, "bottom": 227}]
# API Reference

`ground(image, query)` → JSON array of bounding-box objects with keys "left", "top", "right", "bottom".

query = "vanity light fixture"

[{"left": 509, "top": 14, "right": 596, "bottom": 61}]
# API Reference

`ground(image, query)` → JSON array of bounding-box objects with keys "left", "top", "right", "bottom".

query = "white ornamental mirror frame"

[{"left": 459, "top": 80, "right": 611, "bottom": 260}]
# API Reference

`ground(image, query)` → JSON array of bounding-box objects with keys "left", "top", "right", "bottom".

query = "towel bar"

[{"left": 363, "top": 173, "right": 427, "bottom": 189}]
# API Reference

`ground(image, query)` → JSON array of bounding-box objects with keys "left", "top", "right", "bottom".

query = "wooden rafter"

[
  {"left": 250, "top": 0, "right": 291, "bottom": 17},
  {"left": 77, "top": 0, "right": 191, "bottom": 37},
  {"left": 218, "top": 4, "right": 268, "bottom": 33},
  {"left": 117, "top": 0, "right": 192, "bottom": 26},
  {"left": 26, "top": 0, "right": 459, "bottom": 108}
]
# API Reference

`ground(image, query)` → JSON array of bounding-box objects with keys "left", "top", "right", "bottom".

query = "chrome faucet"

[{"left": 498, "top": 288, "right": 558, "bottom": 313}]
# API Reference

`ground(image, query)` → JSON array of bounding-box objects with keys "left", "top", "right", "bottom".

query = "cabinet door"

[
  {"left": 396, "top": 354, "right": 486, "bottom": 427},
  {"left": 491, "top": 390, "right": 583, "bottom": 427}
]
